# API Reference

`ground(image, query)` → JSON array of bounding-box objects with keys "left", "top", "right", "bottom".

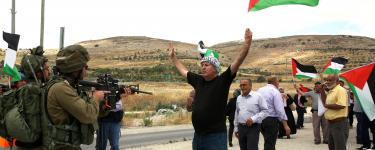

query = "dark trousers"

[
  {"left": 228, "top": 120, "right": 234, "bottom": 144},
  {"left": 96, "top": 122, "right": 121, "bottom": 150},
  {"left": 296, "top": 108, "right": 305, "bottom": 128},
  {"left": 354, "top": 112, "right": 363, "bottom": 144},
  {"left": 359, "top": 112, "right": 375, "bottom": 148},
  {"left": 348, "top": 104, "right": 354, "bottom": 126},
  {"left": 327, "top": 119, "right": 349, "bottom": 150},
  {"left": 261, "top": 117, "right": 279, "bottom": 150},
  {"left": 238, "top": 124, "right": 260, "bottom": 150}
]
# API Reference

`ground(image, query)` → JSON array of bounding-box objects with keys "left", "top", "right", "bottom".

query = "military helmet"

[
  {"left": 20, "top": 55, "right": 46, "bottom": 78},
  {"left": 56, "top": 45, "right": 90, "bottom": 73},
  {"left": 20, "top": 46, "right": 47, "bottom": 78}
]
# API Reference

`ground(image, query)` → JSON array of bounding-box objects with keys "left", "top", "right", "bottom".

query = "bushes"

[
  {"left": 91, "top": 65, "right": 188, "bottom": 82},
  {"left": 142, "top": 117, "right": 153, "bottom": 127},
  {"left": 256, "top": 76, "right": 266, "bottom": 82}
]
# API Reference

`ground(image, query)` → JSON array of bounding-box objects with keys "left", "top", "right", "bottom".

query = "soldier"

[
  {"left": 10, "top": 46, "right": 50, "bottom": 150},
  {"left": 41, "top": 45, "right": 105, "bottom": 149}
]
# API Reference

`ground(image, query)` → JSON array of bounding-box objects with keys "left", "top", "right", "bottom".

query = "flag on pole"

[
  {"left": 340, "top": 63, "right": 375, "bottom": 121},
  {"left": 322, "top": 57, "right": 348, "bottom": 75},
  {"left": 248, "top": 0, "right": 319, "bottom": 12},
  {"left": 2, "top": 32, "right": 21, "bottom": 82},
  {"left": 292, "top": 58, "right": 317, "bottom": 79}
]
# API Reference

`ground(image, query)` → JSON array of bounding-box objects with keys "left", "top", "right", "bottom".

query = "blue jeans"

[
  {"left": 192, "top": 131, "right": 227, "bottom": 150},
  {"left": 96, "top": 122, "right": 121, "bottom": 150}
]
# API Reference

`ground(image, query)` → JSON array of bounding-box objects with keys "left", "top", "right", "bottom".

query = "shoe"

[
  {"left": 287, "top": 135, "right": 291, "bottom": 139},
  {"left": 229, "top": 143, "right": 233, "bottom": 147},
  {"left": 314, "top": 141, "right": 321, "bottom": 144},
  {"left": 323, "top": 141, "right": 328, "bottom": 144}
]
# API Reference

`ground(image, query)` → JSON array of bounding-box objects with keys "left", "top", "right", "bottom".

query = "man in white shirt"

[{"left": 234, "top": 79, "right": 268, "bottom": 150}]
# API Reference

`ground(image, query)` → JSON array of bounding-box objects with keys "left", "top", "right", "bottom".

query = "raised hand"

[
  {"left": 244, "top": 28, "right": 253, "bottom": 46},
  {"left": 169, "top": 48, "right": 176, "bottom": 59}
]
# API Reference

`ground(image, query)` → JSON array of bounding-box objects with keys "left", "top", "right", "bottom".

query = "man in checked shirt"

[{"left": 234, "top": 79, "right": 269, "bottom": 150}]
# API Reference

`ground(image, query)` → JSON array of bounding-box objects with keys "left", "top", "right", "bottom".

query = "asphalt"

[
  {"left": 126, "top": 121, "right": 359, "bottom": 150},
  {"left": 124, "top": 110, "right": 360, "bottom": 150}
]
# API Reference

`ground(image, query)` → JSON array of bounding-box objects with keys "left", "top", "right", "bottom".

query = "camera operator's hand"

[{"left": 92, "top": 90, "right": 107, "bottom": 101}]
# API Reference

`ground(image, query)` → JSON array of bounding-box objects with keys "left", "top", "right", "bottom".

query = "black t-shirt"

[{"left": 187, "top": 66, "right": 236, "bottom": 134}]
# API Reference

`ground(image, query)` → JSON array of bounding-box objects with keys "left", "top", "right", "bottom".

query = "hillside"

[
  {"left": 2, "top": 35, "right": 374, "bottom": 82},
  {"left": 211, "top": 35, "right": 375, "bottom": 80}
]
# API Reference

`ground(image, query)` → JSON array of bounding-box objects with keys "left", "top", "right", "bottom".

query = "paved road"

[
  {"left": 126, "top": 122, "right": 359, "bottom": 150},
  {"left": 82, "top": 128, "right": 194, "bottom": 150}
]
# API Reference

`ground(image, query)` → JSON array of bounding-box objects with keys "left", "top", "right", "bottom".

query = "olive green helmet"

[
  {"left": 56, "top": 45, "right": 90, "bottom": 73},
  {"left": 20, "top": 46, "right": 47, "bottom": 79}
]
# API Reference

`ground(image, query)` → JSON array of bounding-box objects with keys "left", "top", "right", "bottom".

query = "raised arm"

[
  {"left": 169, "top": 48, "right": 188, "bottom": 78},
  {"left": 230, "top": 28, "right": 253, "bottom": 75}
]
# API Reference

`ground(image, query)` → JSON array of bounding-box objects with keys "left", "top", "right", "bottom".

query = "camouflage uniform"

[{"left": 43, "top": 45, "right": 99, "bottom": 150}]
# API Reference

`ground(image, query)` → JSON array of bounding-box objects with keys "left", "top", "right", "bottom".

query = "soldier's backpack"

[{"left": 0, "top": 83, "right": 43, "bottom": 143}]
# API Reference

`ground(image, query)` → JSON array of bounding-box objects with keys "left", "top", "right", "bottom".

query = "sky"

[{"left": 0, "top": 0, "right": 374, "bottom": 49}]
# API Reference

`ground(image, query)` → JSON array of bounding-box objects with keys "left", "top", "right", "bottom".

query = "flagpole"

[
  {"left": 9, "top": 0, "right": 16, "bottom": 89},
  {"left": 285, "top": 57, "right": 288, "bottom": 82},
  {"left": 11, "top": 0, "right": 16, "bottom": 34}
]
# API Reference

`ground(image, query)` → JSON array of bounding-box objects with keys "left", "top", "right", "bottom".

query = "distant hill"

[
  {"left": 211, "top": 35, "right": 375, "bottom": 80},
  {"left": 3, "top": 35, "right": 374, "bottom": 82}
]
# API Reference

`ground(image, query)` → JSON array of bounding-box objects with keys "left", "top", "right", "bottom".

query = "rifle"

[{"left": 78, "top": 74, "right": 152, "bottom": 113}]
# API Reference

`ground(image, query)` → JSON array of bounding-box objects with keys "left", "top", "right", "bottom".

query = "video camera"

[{"left": 78, "top": 74, "right": 152, "bottom": 111}]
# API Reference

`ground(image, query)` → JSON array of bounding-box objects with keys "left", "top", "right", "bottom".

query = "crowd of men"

[{"left": 176, "top": 28, "right": 364, "bottom": 150}]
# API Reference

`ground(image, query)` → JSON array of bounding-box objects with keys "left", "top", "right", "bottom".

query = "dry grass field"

[{"left": 119, "top": 81, "right": 314, "bottom": 127}]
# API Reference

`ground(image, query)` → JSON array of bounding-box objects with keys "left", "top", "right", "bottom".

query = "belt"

[
  {"left": 328, "top": 117, "right": 346, "bottom": 123},
  {"left": 239, "top": 123, "right": 259, "bottom": 127}
]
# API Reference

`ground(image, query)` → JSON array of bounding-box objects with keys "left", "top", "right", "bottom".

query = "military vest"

[{"left": 41, "top": 77, "right": 97, "bottom": 150}]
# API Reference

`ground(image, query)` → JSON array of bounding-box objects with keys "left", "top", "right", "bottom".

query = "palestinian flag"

[
  {"left": 248, "top": 0, "right": 319, "bottom": 11},
  {"left": 322, "top": 57, "right": 348, "bottom": 75},
  {"left": 292, "top": 58, "right": 317, "bottom": 79},
  {"left": 340, "top": 63, "right": 375, "bottom": 121},
  {"left": 2, "top": 32, "right": 21, "bottom": 82}
]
